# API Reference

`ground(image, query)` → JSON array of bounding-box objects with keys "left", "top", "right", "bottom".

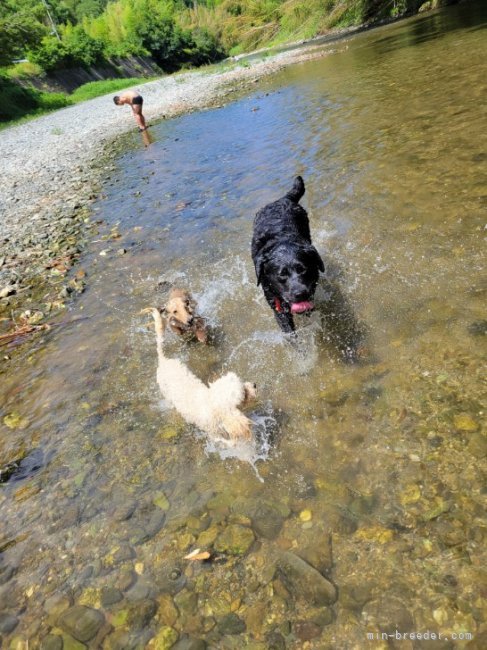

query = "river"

[{"left": 1, "top": 2, "right": 486, "bottom": 648}]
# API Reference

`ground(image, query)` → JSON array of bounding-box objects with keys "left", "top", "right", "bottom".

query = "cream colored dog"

[
  {"left": 163, "top": 288, "right": 209, "bottom": 343},
  {"left": 142, "top": 308, "right": 256, "bottom": 442}
]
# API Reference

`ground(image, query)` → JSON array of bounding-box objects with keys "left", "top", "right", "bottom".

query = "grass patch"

[
  {"left": 328, "top": 1, "right": 365, "bottom": 28},
  {"left": 69, "top": 77, "right": 159, "bottom": 103},
  {"left": 38, "top": 92, "right": 72, "bottom": 110},
  {"left": 5, "top": 61, "right": 44, "bottom": 80},
  {"left": 0, "top": 76, "right": 159, "bottom": 129}
]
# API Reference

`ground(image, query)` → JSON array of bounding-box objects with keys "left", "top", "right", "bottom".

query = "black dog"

[{"left": 251, "top": 176, "right": 324, "bottom": 334}]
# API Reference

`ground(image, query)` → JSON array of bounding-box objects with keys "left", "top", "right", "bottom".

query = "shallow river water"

[{"left": 1, "top": 2, "right": 486, "bottom": 649}]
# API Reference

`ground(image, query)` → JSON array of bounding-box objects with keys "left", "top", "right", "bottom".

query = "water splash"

[
  {"left": 195, "top": 256, "right": 252, "bottom": 322},
  {"left": 201, "top": 401, "right": 277, "bottom": 482}
]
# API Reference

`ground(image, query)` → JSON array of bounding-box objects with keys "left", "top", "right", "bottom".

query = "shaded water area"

[{"left": 1, "top": 3, "right": 486, "bottom": 648}]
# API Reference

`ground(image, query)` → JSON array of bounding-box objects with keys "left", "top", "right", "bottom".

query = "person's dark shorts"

[{"left": 132, "top": 95, "right": 143, "bottom": 105}]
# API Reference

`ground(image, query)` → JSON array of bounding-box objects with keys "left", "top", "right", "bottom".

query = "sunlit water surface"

[{"left": 1, "top": 3, "right": 486, "bottom": 648}]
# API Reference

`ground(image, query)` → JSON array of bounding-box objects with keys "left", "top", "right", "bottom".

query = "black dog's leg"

[
  {"left": 273, "top": 310, "right": 295, "bottom": 334},
  {"left": 261, "top": 285, "right": 295, "bottom": 334}
]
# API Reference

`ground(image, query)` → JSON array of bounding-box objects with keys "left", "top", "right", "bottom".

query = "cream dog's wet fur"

[{"left": 142, "top": 308, "right": 256, "bottom": 442}]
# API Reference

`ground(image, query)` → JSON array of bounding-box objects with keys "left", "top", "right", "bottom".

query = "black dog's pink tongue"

[{"left": 291, "top": 301, "right": 314, "bottom": 314}]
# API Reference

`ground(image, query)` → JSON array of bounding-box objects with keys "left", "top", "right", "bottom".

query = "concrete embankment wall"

[{"left": 18, "top": 55, "right": 163, "bottom": 94}]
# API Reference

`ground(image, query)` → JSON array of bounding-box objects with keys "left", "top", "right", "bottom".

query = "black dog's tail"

[{"left": 285, "top": 176, "right": 305, "bottom": 203}]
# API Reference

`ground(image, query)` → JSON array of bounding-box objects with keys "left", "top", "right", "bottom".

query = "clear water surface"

[{"left": 1, "top": 2, "right": 486, "bottom": 648}]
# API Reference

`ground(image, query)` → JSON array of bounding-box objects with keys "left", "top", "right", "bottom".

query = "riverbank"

[{"left": 0, "top": 40, "right": 350, "bottom": 353}]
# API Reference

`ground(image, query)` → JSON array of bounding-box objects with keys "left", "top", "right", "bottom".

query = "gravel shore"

[{"left": 0, "top": 42, "right": 344, "bottom": 336}]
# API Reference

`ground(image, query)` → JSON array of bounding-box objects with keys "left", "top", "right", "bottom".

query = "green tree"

[
  {"left": 0, "top": 1, "right": 48, "bottom": 65},
  {"left": 29, "top": 24, "right": 104, "bottom": 70},
  {"left": 63, "top": 23, "right": 104, "bottom": 65},
  {"left": 64, "top": 0, "right": 108, "bottom": 21},
  {"left": 28, "top": 35, "right": 68, "bottom": 70}
]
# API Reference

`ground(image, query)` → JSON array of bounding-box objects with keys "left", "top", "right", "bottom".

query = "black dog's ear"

[
  {"left": 310, "top": 246, "right": 325, "bottom": 273},
  {"left": 254, "top": 255, "right": 264, "bottom": 286}
]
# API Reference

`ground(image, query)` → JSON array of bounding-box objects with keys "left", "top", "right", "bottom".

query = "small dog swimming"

[
  {"left": 142, "top": 307, "right": 256, "bottom": 442},
  {"left": 162, "top": 288, "right": 209, "bottom": 344}
]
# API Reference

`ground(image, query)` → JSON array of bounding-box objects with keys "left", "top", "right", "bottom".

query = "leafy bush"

[
  {"left": 84, "top": 0, "right": 226, "bottom": 70},
  {"left": 134, "top": 16, "right": 188, "bottom": 71},
  {"left": 188, "top": 28, "right": 226, "bottom": 66},
  {"left": 5, "top": 61, "right": 44, "bottom": 80},
  {"left": 29, "top": 36, "right": 70, "bottom": 72},
  {"left": 29, "top": 27, "right": 104, "bottom": 72},
  {"left": 63, "top": 25, "right": 105, "bottom": 67},
  {"left": 38, "top": 91, "right": 71, "bottom": 110}
]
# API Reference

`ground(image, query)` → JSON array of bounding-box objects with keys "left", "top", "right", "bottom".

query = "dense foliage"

[
  {"left": 1, "top": 0, "right": 449, "bottom": 75},
  {"left": 0, "top": 0, "right": 225, "bottom": 73}
]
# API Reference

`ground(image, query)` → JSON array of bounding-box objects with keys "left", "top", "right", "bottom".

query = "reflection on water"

[
  {"left": 366, "top": 0, "right": 487, "bottom": 54},
  {"left": 1, "top": 2, "right": 486, "bottom": 648},
  {"left": 141, "top": 128, "right": 154, "bottom": 148}
]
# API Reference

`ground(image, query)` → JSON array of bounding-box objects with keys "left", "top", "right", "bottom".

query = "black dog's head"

[{"left": 256, "top": 242, "right": 324, "bottom": 314}]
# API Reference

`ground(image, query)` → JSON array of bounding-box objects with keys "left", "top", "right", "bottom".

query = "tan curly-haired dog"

[
  {"left": 163, "top": 288, "right": 209, "bottom": 343},
  {"left": 142, "top": 308, "right": 256, "bottom": 442}
]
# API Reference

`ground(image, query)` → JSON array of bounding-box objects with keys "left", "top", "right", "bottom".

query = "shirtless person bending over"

[{"left": 113, "top": 90, "right": 147, "bottom": 131}]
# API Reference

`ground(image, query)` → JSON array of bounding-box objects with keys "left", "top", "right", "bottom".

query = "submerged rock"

[
  {"left": 153, "top": 491, "right": 170, "bottom": 510},
  {"left": 339, "top": 582, "right": 374, "bottom": 612},
  {"left": 78, "top": 587, "right": 101, "bottom": 609},
  {"left": 217, "top": 612, "right": 246, "bottom": 635},
  {"left": 126, "top": 599, "right": 157, "bottom": 629},
  {"left": 149, "top": 625, "right": 179, "bottom": 649},
  {"left": 145, "top": 510, "right": 167, "bottom": 539},
  {"left": 101, "top": 628, "right": 128, "bottom": 649},
  {"left": 3, "top": 412, "right": 29, "bottom": 430},
  {"left": 153, "top": 564, "right": 187, "bottom": 595},
  {"left": 44, "top": 592, "right": 72, "bottom": 618},
  {"left": 214, "top": 524, "right": 255, "bottom": 555},
  {"left": 362, "top": 596, "right": 414, "bottom": 634},
  {"left": 294, "top": 620, "right": 321, "bottom": 641},
  {"left": 113, "top": 501, "right": 137, "bottom": 522},
  {"left": 40, "top": 635, "right": 63, "bottom": 650},
  {"left": 467, "top": 320, "right": 487, "bottom": 336},
  {"left": 251, "top": 502, "right": 286, "bottom": 540},
  {"left": 276, "top": 551, "right": 337, "bottom": 606},
  {"left": 100, "top": 587, "right": 123, "bottom": 608},
  {"left": 157, "top": 594, "right": 179, "bottom": 626},
  {"left": 57, "top": 605, "right": 105, "bottom": 642},
  {"left": 60, "top": 634, "right": 87, "bottom": 650},
  {"left": 0, "top": 612, "right": 19, "bottom": 634},
  {"left": 172, "top": 636, "right": 207, "bottom": 650},
  {"left": 106, "top": 543, "right": 135, "bottom": 566},
  {"left": 468, "top": 431, "right": 487, "bottom": 458},
  {"left": 453, "top": 413, "right": 480, "bottom": 433},
  {"left": 297, "top": 530, "right": 333, "bottom": 574},
  {"left": 125, "top": 580, "right": 151, "bottom": 602},
  {"left": 196, "top": 524, "right": 219, "bottom": 547},
  {"left": 0, "top": 561, "right": 15, "bottom": 586},
  {"left": 114, "top": 568, "right": 136, "bottom": 592},
  {"left": 265, "top": 631, "right": 286, "bottom": 649},
  {"left": 174, "top": 589, "right": 198, "bottom": 618}
]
